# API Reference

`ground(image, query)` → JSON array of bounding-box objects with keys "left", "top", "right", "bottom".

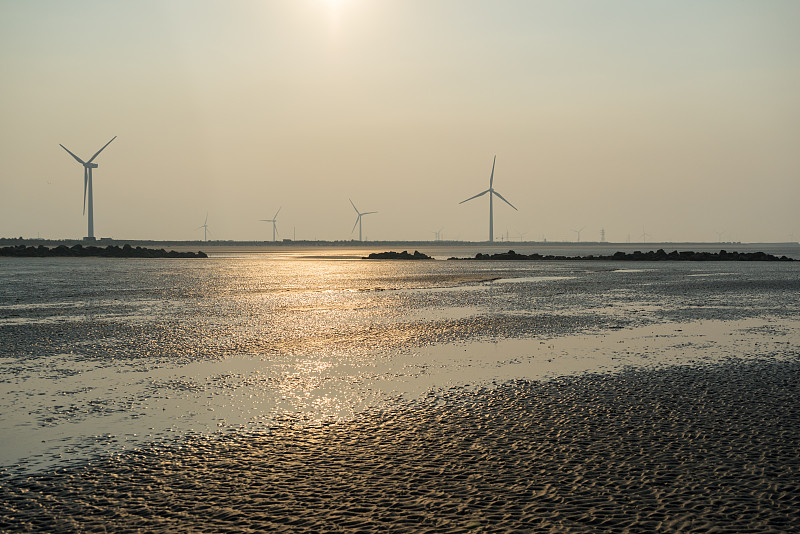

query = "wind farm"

[
  {"left": 46, "top": 139, "right": 773, "bottom": 247},
  {"left": 35, "top": 142, "right": 797, "bottom": 248}
]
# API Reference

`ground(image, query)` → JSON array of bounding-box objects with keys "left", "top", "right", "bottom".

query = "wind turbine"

[
  {"left": 260, "top": 207, "right": 281, "bottom": 242},
  {"left": 59, "top": 136, "right": 116, "bottom": 240},
  {"left": 197, "top": 213, "right": 210, "bottom": 242},
  {"left": 572, "top": 226, "right": 585, "bottom": 242},
  {"left": 459, "top": 155, "right": 517, "bottom": 242},
  {"left": 350, "top": 199, "right": 376, "bottom": 241}
]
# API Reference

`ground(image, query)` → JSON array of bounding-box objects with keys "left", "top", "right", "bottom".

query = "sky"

[{"left": 1, "top": 0, "right": 799, "bottom": 243}]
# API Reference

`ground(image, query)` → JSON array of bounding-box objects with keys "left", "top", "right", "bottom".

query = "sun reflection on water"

[{"left": 2, "top": 255, "right": 798, "bottom": 470}]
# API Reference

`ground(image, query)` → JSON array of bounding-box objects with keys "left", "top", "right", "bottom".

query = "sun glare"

[
  {"left": 323, "top": 0, "right": 344, "bottom": 12},
  {"left": 320, "top": 0, "right": 349, "bottom": 36}
]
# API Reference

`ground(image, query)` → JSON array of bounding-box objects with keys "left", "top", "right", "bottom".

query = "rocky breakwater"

[
  {"left": 0, "top": 244, "right": 207, "bottom": 258},
  {"left": 450, "top": 249, "right": 795, "bottom": 261},
  {"left": 364, "top": 250, "right": 433, "bottom": 260}
]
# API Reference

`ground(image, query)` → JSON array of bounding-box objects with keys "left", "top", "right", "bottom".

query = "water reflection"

[{"left": 0, "top": 255, "right": 798, "bottom": 471}]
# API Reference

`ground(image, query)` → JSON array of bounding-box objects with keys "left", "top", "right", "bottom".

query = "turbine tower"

[
  {"left": 260, "top": 207, "right": 281, "bottom": 242},
  {"left": 350, "top": 199, "right": 376, "bottom": 241},
  {"left": 197, "top": 213, "right": 209, "bottom": 242},
  {"left": 59, "top": 136, "right": 117, "bottom": 241},
  {"left": 459, "top": 155, "right": 517, "bottom": 242}
]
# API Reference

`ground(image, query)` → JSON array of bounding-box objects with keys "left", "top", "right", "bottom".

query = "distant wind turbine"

[
  {"left": 59, "top": 136, "right": 117, "bottom": 240},
  {"left": 459, "top": 155, "right": 517, "bottom": 242},
  {"left": 641, "top": 228, "right": 650, "bottom": 243},
  {"left": 433, "top": 228, "right": 443, "bottom": 241},
  {"left": 350, "top": 199, "right": 376, "bottom": 241},
  {"left": 197, "top": 214, "right": 210, "bottom": 242},
  {"left": 572, "top": 226, "right": 585, "bottom": 242},
  {"left": 260, "top": 207, "right": 281, "bottom": 242}
]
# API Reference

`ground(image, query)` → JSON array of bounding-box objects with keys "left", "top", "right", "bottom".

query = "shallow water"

[{"left": 1, "top": 253, "right": 799, "bottom": 473}]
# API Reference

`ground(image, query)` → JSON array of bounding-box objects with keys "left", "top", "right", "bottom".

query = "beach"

[
  {"left": 1, "top": 251, "right": 799, "bottom": 531},
  {"left": 2, "top": 358, "right": 798, "bottom": 532}
]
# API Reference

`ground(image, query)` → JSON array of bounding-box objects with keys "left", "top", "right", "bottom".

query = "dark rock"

[
  {"left": 364, "top": 250, "right": 433, "bottom": 260},
  {"left": 0, "top": 245, "right": 207, "bottom": 258},
  {"left": 447, "top": 249, "right": 793, "bottom": 262}
]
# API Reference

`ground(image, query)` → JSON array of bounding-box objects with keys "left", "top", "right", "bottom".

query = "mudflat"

[{"left": 2, "top": 358, "right": 798, "bottom": 532}]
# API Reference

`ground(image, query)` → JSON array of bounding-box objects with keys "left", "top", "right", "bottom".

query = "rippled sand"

[{"left": 2, "top": 358, "right": 798, "bottom": 533}]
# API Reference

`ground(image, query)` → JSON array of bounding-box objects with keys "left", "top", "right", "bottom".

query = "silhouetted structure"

[
  {"left": 260, "top": 207, "right": 282, "bottom": 242},
  {"left": 59, "top": 136, "right": 116, "bottom": 241},
  {"left": 350, "top": 199, "right": 377, "bottom": 241},
  {"left": 459, "top": 156, "right": 517, "bottom": 242},
  {"left": 197, "top": 214, "right": 210, "bottom": 242}
]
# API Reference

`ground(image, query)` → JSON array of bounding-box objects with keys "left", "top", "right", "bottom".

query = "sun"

[
  {"left": 320, "top": 0, "right": 349, "bottom": 33},
  {"left": 322, "top": 0, "right": 345, "bottom": 11}
]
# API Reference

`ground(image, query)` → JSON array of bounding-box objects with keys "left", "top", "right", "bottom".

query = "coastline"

[
  {"left": 2, "top": 239, "right": 800, "bottom": 261},
  {"left": 2, "top": 357, "right": 798, "bottom": 532}
]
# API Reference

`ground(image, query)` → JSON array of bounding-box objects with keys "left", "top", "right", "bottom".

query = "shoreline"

[{"left": 2, "top": 357, "right": 798, "bottom": 532}]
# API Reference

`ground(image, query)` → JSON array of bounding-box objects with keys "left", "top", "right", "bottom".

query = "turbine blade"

[
  {"left": 205, "top": 213, "right": 208, "bottom": 225},
  {"left": 362, "top": 211, "right": 377, "bottom": 216},
  {"left": 493, "top": 190, "right": 518, "bottom": 211},
  {"left": 86, "top": 136, "right": 117, "bottom": 164},
  {"left": 60, "top": 144, "right": 86, "bottom": 165},
  {"left": 489, "top": 155, "right": 496, "bottom": 188},
  {"left": 459, "top": 189, "right": 490, "bottom": 204},
  {"left": 83, "top": 168, "right": 88, "bottom": 214},
  {"left": 274, "top": 206, "right": 282, "bottom": 219},
  {"left": 349, "top": 198, "right": 359, "bottom": 214},
  {"left": 352, "top": 215, "right": 360, "bottom": 233}
]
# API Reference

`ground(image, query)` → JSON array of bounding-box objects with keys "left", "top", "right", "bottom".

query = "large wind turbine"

[
  {"left": 260, "top": 207, "right": 281, "bottom": 242},
  {"left": 197, "top": 213, "right": 209, "bottom": 242},
  {"left": 59, "top": 136, "right": 117, "bottom": 240},
  {"left": 459, "top": 155, "right": 517, "bottom": 242},
  {"left": 350, "top": 199, "right": 376, "bottom": 241}
]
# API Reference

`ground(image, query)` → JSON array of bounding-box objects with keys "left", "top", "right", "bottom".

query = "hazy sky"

[{"left": 2, "top": 0, "right": 799, "bottom": 242}]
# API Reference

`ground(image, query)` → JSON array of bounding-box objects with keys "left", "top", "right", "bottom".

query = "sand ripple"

[{"left": 1, "top": 358, "right": 798, "bottom": 532}]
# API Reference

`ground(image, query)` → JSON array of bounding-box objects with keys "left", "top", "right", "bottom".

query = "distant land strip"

[
  {"left": 448, "top": 249, "right": 795, "bottom": 261},
  {"left": 0, "top": 244, "right": 207, "bottom": 258}
]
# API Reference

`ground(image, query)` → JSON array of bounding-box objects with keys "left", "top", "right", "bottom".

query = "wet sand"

[{"left": 2, "top": 357, "right": 798, "bottom": 532}]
